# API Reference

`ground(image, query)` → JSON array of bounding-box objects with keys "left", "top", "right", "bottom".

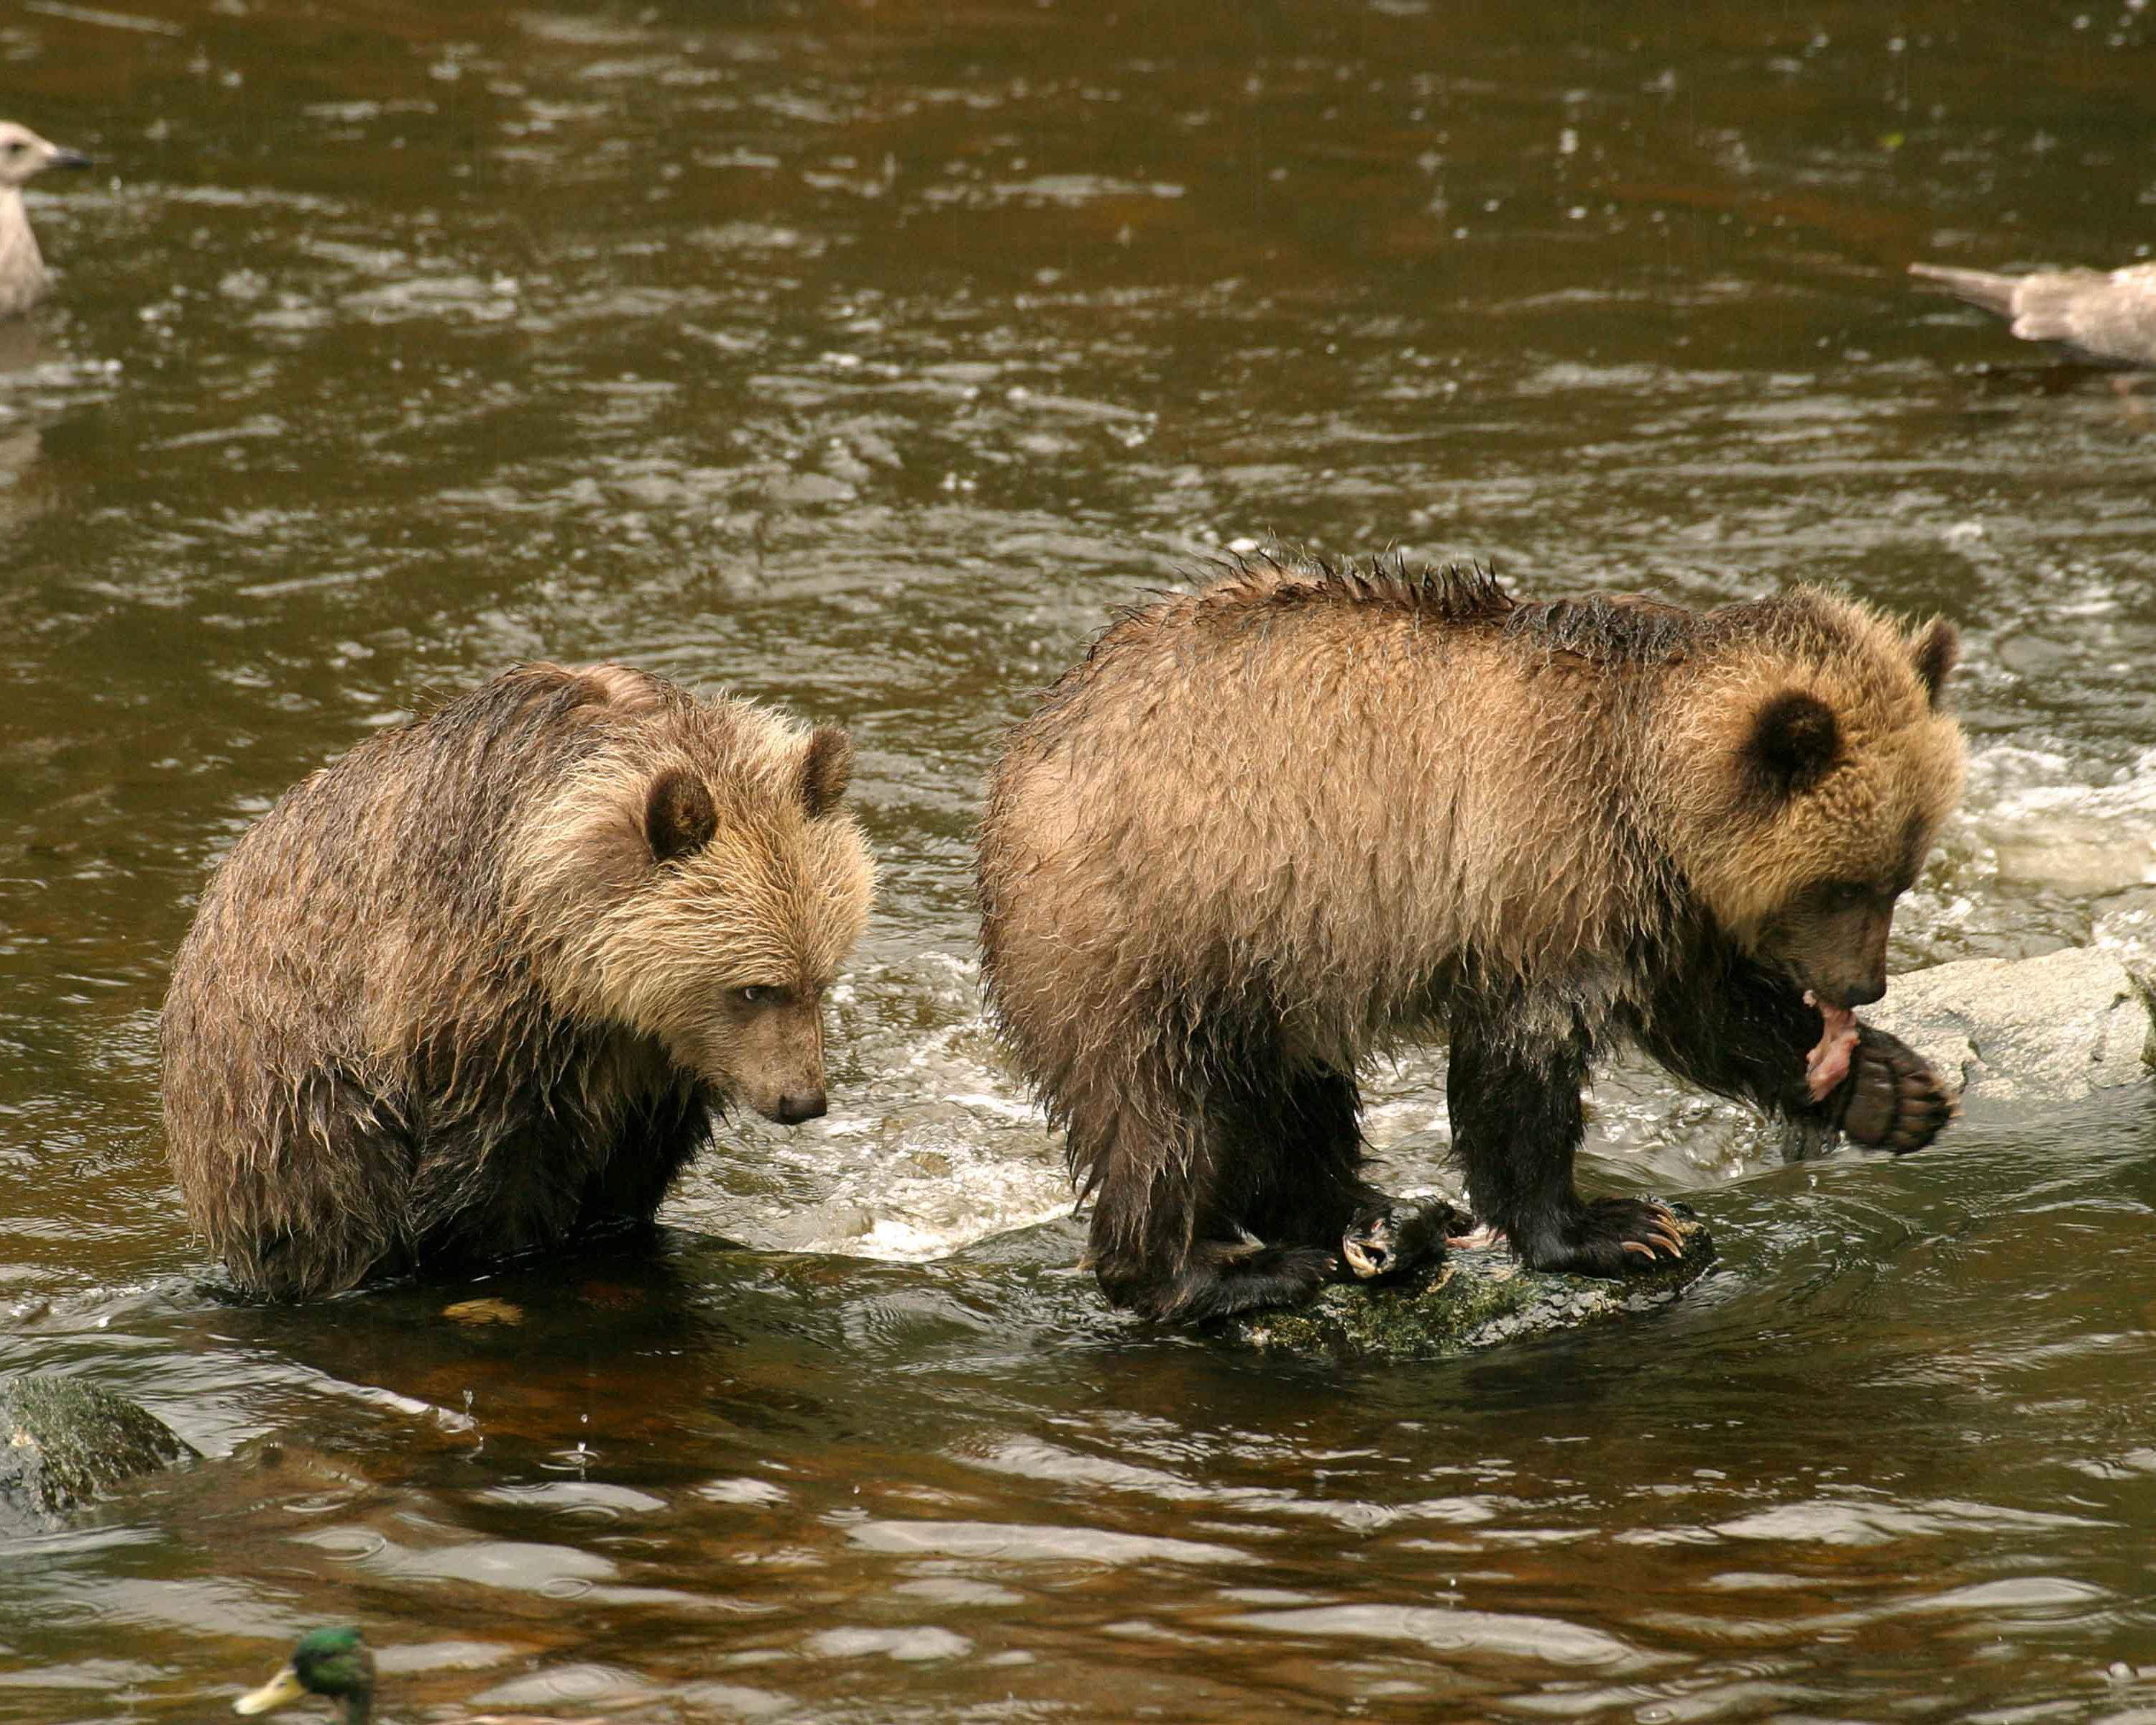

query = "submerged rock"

[
  {"left": 1864, "top": 946, "right": 2156, "bottom": 1109},
  {"left": 1226, "top": 1211, "right": 1715, "bottom": 1362},
  {"left": 0, "top": 1373, "right": 196, "bottom": 1533}
]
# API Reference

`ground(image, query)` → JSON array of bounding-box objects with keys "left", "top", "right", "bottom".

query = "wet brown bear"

[
  {"left": 978, "top": 553, "right": 1963, "bottom": 1323},
  {"left": 162, "top": 662, "right": 875, "bottom": 1300}
]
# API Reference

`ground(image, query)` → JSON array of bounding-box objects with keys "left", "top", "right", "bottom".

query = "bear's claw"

[
  {"left": 1617, "top": 1204, "right": 1687, "bottom": 1260},
  {"left": 1341, "top": 1231, "right": 1388, "bottom": 1278},
  {"left": 1522, "top": 1196, "right": 1691, "bottom": 1278},
  {"left": 1340, "top": 1200, "right": 1461, "bottom": 1281}
]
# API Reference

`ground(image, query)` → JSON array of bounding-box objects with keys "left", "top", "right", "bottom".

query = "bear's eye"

[
  {"left": 1815, "top": 880, "right": 1872, "bottom": 912},
  {"left": 734, "top": 985, "right": 781, "bottom": 1006}
]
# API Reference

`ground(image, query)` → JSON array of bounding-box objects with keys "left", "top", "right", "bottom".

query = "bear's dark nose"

[
  {"left": 773, "top": 1089, "right": 827, "bottom": 1125},
  {"left": 1835, "top": 977, "right": 1886, "bottom": 1009}
]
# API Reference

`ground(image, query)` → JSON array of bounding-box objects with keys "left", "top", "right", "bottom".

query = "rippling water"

[{"left": 4, "top": 2, "right": 2155, "bottom": 1719}]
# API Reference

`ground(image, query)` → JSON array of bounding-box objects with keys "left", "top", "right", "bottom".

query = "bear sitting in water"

[
  {"left": 977, "top": 554, "right": 1962, "bottom": 1322},
  {"left": 161, "top": 662, "right": 875, "bottom": 1300}
]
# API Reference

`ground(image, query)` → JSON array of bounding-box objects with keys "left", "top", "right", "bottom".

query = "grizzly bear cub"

[
  {"left": 162, "top": 662, "right": 875, "bottom": 1300},
  {"left": 978, "top": 553, "right": 1964, "bottom": 1323}
]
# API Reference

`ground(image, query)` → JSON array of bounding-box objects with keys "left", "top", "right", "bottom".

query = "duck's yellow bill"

[{"left": 234, "top": 1663, "right": 308, "bottom": 1715}]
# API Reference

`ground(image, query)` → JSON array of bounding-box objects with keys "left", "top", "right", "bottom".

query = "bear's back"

[
  {"left": 165, "top": 666, "right": 670, "bottom": 1060},
  {"left": 980, "top": 558, "right": 1694, "bottom": 1066},
  {"left": 978, "top": 554, "right": 1953, "bottom": 1073}
]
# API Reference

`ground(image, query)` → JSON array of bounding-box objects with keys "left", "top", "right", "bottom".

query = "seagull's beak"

[
  {"left": 234, "top": 1662, "right": 308, "bottom": 1715},
  {"left": 47, "top": 147, "right": 93, "bottom": 170}
]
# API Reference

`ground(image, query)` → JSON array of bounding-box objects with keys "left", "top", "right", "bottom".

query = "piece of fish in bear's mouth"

[{"left": 1802, "top": 989, "right": 1859, "bottom": 1100}]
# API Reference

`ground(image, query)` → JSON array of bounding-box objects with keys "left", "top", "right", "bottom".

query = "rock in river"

[
  {"left": 0, "top": 1373, "right": 196, "bottom": 1534},
  {"left": 1863, "top": 944, "right": 2156, "bottom": 1109},
  {"left": 1225, "top": 1209, "right": 1715, "bottom": 1363}
]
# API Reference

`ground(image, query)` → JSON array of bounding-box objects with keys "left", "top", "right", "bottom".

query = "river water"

[{"left": 4, "top": 1, "right": 2156, "bottom": 1719}]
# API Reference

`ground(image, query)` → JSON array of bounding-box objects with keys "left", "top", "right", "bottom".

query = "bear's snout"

[
  {"left": 767, "top": 1087, "right": 827, "bottom": 1126},
  {"left": 1830, "top": 976, "right": 1886, "bottom": 1010}
]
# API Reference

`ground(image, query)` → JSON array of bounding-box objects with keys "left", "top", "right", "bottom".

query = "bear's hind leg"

[
  {"left": 1133, "top": 1232, "right": 1345, "bottom": 1323},
  {"left": 1447, "top": 998, "right": 1685, "bottom": 1278},
  {"left": 1083, "top": 1058, "right": 1352, "bottom": 1323},
  {"left": 1238, "top": 1065, "right": 1448, "bottom": 1284},
  {"left": 1086, "top": 1190, "right": 1336, "bottom": 1328}
]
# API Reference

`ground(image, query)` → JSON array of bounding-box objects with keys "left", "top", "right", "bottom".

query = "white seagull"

[
  {"left": 1909, "top": 256, "right": 2156, "bottom": 371},
  {"left": 0, "top": 120, "right": 93, "bottom": 318}
]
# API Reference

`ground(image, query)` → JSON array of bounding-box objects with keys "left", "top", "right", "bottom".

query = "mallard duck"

[
  {"left": 237, "top": 1627, "right": 373, "bottom": 1723},
  {"left": 234, "top": 1626, "right": 612, "bottom": 1724},
  {"left": 1909, "top": 257, "right": 2156, "bottom": 370}
]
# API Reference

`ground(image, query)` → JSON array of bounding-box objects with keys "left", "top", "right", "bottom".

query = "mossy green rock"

[
  {"left": 0, "top": 1374, "right": 196, "bottom": 1532},
  {"left": 1226, "top": 1212, "right": 1715, "bottom": 1361}
]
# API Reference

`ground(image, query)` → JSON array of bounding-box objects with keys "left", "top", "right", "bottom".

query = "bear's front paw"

[
  {"left": 1827, "top": 1024, "right": 1952, "bottom": 1153},
  {"left": 1520, "top": 1196, "right": 1689, "bottom": 1279},
  {"left": 1340, "top": 1200, "right": 1466, "bottom": 1281}
]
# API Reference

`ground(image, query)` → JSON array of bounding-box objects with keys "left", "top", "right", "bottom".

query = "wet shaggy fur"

[
  {"left": 977, "top": 552, "right": 1965, "bottom": 1323},
  {"left": 162, "top": 663, "right": 875, "bottom": 1300}
]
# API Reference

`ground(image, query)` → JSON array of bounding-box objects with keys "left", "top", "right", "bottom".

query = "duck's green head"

[{"left": 236, "top": 1627, "right": 373, "bottom": 1718}]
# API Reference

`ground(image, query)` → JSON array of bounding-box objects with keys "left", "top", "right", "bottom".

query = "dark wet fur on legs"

[
  {"left": 1084, "top": 1047, "right": 1395, "bottom": 1322},
  {"left": 1443, "top": 987, "right": 1692, "bottom": 1276},
  {"left": 1106, "top": 1237, "right": 1341, "bottom": 1324}
]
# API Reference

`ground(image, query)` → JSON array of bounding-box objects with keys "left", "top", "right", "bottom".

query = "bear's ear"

[
  {"left": 643, "top": 767, "right": 717, "bottom": 863},
  {"left": 1743, "top": 690, "right": 1840, "bottom": 798},
  {"left": 797, "top": 726, "right": 853, "bottom": 820},
  {"left": 1910, "top": 618, "right": 1958, "bottom": 710}
]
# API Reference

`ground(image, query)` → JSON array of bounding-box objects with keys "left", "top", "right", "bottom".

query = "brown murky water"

[{"left": 4, "top": 2, "right": 2156, "bottom": 1719}]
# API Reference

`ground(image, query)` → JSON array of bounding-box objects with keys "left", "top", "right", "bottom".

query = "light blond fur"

[{"left": 162, "top": 662, "right": 873, "bottom": 1299}]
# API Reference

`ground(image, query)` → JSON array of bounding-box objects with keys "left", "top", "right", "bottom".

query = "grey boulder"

[{"left": 1866, "top": 945, "right": 2156, "bottom": 1109}]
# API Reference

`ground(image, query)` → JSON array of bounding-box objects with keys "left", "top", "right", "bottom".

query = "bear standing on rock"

[
  {"left": 162, "top": 663, "right": 875, "bottom": 1300},
  {"left": 977, "top": 553, "right": 1965, "bottom": 1323}
]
